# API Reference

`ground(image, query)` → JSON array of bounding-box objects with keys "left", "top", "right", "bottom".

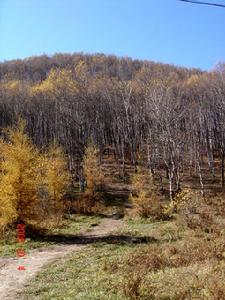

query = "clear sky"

[{"left": 0, "top": 0, "right": 225, "bottom": 70}]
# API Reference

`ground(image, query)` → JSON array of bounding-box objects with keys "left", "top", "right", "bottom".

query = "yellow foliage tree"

[
  {"left": 83, "top": 143, "right": 103, "bottom": 194},
  {"left": 44, "top": 143, "right": 70, "bottom": 218},
  {"left": 76, "top": 143, "right": 103, "bottom": 213},
  {"left": 0, "top": 175, "right": 17, "bottom": 229},
  {"left": 0, "top": 121, "right": 71, "bottom": 228},
  {"left": 30, "top": 68, "right": 78, "bottom": 97},
  {"left": 130, "top": 167, "right": 163, "bottom": 219},
  {"left": 0, "top": 120, "right": 40, "bottom": 224}
]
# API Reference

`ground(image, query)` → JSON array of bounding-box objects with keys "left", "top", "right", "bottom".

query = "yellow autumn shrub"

[
  {"left": 76, "top": 142, "right": 104, "bottom": 213},
  {"left": 130, "top": 167, "right": 163, "bottom": 219}
]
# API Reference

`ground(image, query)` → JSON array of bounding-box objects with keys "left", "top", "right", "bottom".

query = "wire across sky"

[{"left": 179, "top": 0, "right": 225, "bottom": 8}]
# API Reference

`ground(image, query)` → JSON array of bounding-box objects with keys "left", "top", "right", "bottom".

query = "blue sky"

[{"left": 0, "top": 0, "right": 225, "bottom": 70}]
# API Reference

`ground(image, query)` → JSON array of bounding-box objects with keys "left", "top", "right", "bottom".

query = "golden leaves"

[{"left": 30, "top": 68, "right": 78, "bottom": 97}]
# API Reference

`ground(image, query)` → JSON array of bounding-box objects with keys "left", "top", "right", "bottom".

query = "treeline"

[
  {"left": 0, "top": 53, "right": 225, "bottom": 198},
  {"left": 0, "top": 53, "right": 199, "bottom": 82}
]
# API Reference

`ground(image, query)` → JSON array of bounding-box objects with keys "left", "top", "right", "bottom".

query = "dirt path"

[{"left": 0, "top": 218, "right": 123, "bottom": 300}]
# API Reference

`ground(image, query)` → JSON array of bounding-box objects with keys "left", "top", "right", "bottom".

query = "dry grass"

[
  {"left": 175, "top": 189, "right": 225, "bottom": 234},
  {"left": 120, "top": 188, "right": 225, "bottom": 299}
]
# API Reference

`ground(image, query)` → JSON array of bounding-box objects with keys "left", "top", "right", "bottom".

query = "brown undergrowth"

[{"left": 120, "top": 189, "right": 225, "bottom": 299}]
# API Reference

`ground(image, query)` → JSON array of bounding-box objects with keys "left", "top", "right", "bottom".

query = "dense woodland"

[{"left": 0, "top": 53, "right": 225, "bottom": 200}]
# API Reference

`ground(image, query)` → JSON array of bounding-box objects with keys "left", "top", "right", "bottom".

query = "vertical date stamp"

[{"left": 17, "top": 224, "right": 26, "bottom": 270}]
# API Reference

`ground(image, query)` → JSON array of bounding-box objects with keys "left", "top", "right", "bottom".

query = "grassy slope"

[{"left": 21, "top": 215, "right": 225, "bottom": 300}]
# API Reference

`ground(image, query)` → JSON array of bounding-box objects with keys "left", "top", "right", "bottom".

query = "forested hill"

[
  {"left": 0, "top": 53, "right": 225, "bottom": 198},
  {"left": 0, "top": 53, "right": 201, "bottom": 82}
]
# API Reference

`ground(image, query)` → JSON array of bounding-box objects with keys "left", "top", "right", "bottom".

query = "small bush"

[
  {"left": 130, "top": 167, "right": 170, "bottom": 220},
  {"left": 72, "top": 191, "right": 104, "bottom": 214}
]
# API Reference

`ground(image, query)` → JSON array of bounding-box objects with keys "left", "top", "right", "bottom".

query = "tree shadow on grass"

[{"left": 29, "top": 233, "right": 157, "bottom": 246}]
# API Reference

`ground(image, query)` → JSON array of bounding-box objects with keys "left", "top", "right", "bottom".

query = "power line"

[{"left": 179, "top": 0, "right": 225, "bottom": 8}]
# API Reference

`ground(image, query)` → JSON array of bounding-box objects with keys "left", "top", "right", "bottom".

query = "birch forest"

[{"left": 1, "top": 53, "right": 225, "bottom": 199}]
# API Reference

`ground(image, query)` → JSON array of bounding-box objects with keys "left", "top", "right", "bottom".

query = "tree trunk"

[
  {"left": 197, "top": 159, "right": 205, "bottom": 198},
  {"left": 221, "top": 149, "right": 225, "bottom": 187}
]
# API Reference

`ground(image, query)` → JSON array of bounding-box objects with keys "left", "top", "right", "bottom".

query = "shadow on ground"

[{"left": 29, "top": 233, "right": 157, "bottom": 246}]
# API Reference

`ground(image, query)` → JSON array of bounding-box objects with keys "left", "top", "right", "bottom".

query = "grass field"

[{"left": 20, "top": 215, "right": 225, "bottom": 300}]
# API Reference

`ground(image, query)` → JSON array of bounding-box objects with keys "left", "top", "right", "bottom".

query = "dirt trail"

[{"left": 0, "top": 218, "right": 123, "bottom": 300}]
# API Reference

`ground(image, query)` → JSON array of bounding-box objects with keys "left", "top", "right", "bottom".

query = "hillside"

[
  {"left": 0, "top": 54, "right": 224, "bottom": 196},
  {"left": 0, "top": 54, "right": 225, "bottom": 300}
]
